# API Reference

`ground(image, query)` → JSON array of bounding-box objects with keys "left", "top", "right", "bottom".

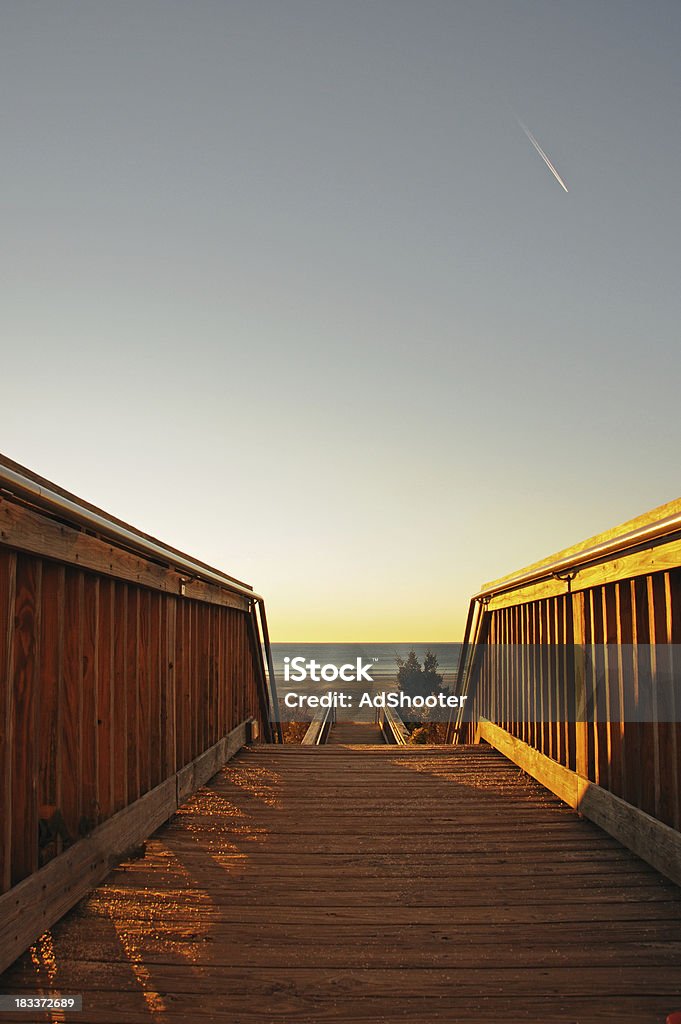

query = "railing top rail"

[
  {"left": 0, "top": 452, "right": 260, "bottom": 602},
  {"left": 377, "top": 705, "right": 409, "bottom": 744},
  {"left": 301, "top": 705, "right": 336, "bottom": 745},
  {"left": 476, "top": 497, "right": 681, "bottom": 602}
]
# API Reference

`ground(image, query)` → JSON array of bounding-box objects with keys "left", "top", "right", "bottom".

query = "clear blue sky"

[{"left": 1, "top": 1, "right": 680, "bottom": 639}]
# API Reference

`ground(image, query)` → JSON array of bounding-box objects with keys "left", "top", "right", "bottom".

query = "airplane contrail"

[{"left": 518, "top": 119, "right": 569, "bottom": 193}]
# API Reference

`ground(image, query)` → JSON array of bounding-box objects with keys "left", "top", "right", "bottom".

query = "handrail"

[
  {"left": 255, "top": 600, "right": 283, "bottom": 744},
  {"left": 446, "top": 598, "right": 487, "bottom": 741},
  {"left": 474, "top": 509, "right": 681, "bottom": 602},
  {"left": 301, "top": 704, "right": 336, "bottom": 745},
  {"left": 448, "top": 501, "right": 681, "bottom": 742},
  {"left": 0, "top": 454, "right": 258, "bottom": 600},
  {"left": 376, "top": 705, "right": 409, "bottom": 744}
]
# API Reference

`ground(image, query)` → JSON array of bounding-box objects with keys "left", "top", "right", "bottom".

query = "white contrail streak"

[{"left": 518, "top": 120, "right": 569, "bottom": 193}]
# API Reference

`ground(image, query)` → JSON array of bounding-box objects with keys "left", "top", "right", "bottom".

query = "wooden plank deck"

[
  {"left": 326, "top": 721, "right": 384, "bottom": 744},
  {"left": 1, "top": 745, "right": 681, "bottom": 1023}
]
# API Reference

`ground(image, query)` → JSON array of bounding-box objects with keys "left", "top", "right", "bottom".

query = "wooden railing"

[
  {"left": 450, "top": 497, "right": 681, "bottom": 886},
  {"left": 376, "top": 705, "right": 409, "bottom": 744},
  {"left": 301, "top": 705, "right": 336, "bottom": 744},
  {"left": 0, "top": 454, "right": 278, "bottom": 972}
]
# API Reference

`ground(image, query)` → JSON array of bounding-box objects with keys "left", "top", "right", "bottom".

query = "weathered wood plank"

[
  {"left": 0, "top": 719, "right": 254, "bottom": 976},
  {"left": 62, "top": 568, "right": 83, "bottom": 843},
  {"left": 164, "top": 597, "right": 177, "bottom": 779},
  {"left": 483, "top": 497, "right": 681, "bottom": 594},
  {"left": 571, "top": 589, "right": 589, "bottom": 779},
  {"left": 10, "top": 556, "right": 41, "bottom": 885},
  {"left": 0, "top": 550, "right": 17, "bottom": 892},
  {"left": 478, "top": 719, "right": 681, "bottom": 887},
  {"left": 487, "top": 536, "right": 681, "bottom": 610},
  {"left": 38, "top": 562, "right": 64, "bottom": 864},
  {"left": 667, "top": 568, "right": 681, "bottom": 831},
  {"left": 175, "top": 719, "right": 249, "bottom": 804},
  {"left": 81, "top": 574, "right": 99, "bottom": 832},
  {"left": 137, "top": 588, "right": 151, "bottom": 797},
  {"left": 0, "top": 991, "right": 678, "bottom": 1024},
  {"left": 96, "top": 578, "right": 114, "bottom": 824},
  {"left": 148, "top": 590, "right": 162, "bottom": 791},
  {"left": 2, "top": 744, "right": 679, "bottom": 1024},
  {"left": 0, "top": 495, "right": 249, "bottom": 611},
  {"left": 112, "top": 582, "right": 128, "bottom": 814},
  {"left": 126, "top": 588, "right": 140, "bottom": 805}
]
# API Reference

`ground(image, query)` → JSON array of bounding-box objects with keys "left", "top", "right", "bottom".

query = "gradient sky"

[{"left": 1, "top": 1, "right": 680, "bottom": 640}]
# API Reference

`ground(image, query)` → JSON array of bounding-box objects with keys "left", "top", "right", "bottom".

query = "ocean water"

[{"left": 270, "top": 642, "right": 461, "bottom": 721}]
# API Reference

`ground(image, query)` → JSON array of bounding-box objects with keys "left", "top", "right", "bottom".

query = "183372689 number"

[{"left": 0, "top": 995, "right": 82, "bottom": 1012}]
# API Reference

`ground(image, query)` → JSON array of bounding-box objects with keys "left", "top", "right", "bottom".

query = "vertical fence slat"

[
  {"left": 62, "top": 568, "right": 83, "bottom": 846},
  {"left": 164, "top": 596, "right": 177, "bottom": 778},
  {"left": 173, "top": 599, "right": 184, "bottom": 771},
  {"left": 603, "top": 583, "right": 624, "bottom": 799},
  {"left": 97, "top": 578, "right": 114, "bottom": 824},
  {"left": 82, "top": 575, "right": 99, "bottom": 831},
  {"left": 181, "top": 599, "right": 189, "bottom": 767},
  {"left": 149, "top": 591, "right": 161, "bottom": 791},
  {"left": 228, "top": 611, "right": 235, "bottom": 733},
  {"left": 649, "top": 573, "right": 669, "bottom": 824},
  {"left": 616, "top": 580, "right": 640, "bottom": 810},
  {"left": 0, "top": 550, "right": 16, "bottom": 892},
  {"left": 563, "top": 593, "right": 575, "bottom": 773},
  {"left": 11, "top": 556, "right": 41, "bottom": 885},
  {"left": 553, "top": 596, "right": 562, "bottom": 763},
  {"left": 192, "top": 602, "right": 200, "bottom": 759},
  {"left": 571, "top": 590, "right": 589, "bottom": 779},
  {"left": 126, "top": 588, "right": 140, "bottom": 804},
  {"left": 211, "top": 605, "right": 218, "bottom": 747},
  {"left": 667, "top": 569, "right": 681, "bottom": 831},
  {"left": 216, "top": 606, "right": 223, "bottom": 740},
  {"left": 39, "top": 563, "right": 64, "bottom": 863},
  {"left": 113, "top": 583, "right": 128, "bottom": 814},
  {"left": 138, "top": 589, "right": 151, "bottom": 797},
  {"left": 632, "top": 577, "right": 656, "bottom": 818},
  {"left": 200, "top": 604, "right": 208, "bottom": 753}
]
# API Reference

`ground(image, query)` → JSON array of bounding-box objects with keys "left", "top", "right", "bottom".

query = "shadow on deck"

[{"left": 2, "top": 745, "right": 681, "bottom": 1023}]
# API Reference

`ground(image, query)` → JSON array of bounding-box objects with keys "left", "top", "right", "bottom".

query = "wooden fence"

[
  {"left": 0, "top": 454, "right": 276, "bottom": 971},
  {"left": 451, "top": 497, "right": 681, "bottom": 885}
]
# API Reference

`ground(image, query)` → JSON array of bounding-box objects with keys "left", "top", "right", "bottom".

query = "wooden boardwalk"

[
  {"left": 326, "top": 721, "right": 384, "bottom": 744},
  {"left": 2, "top": 745, "right": 681, "bottom": 1023}
]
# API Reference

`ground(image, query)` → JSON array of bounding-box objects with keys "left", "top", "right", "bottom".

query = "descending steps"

[{"left": 326, "top": 721, "right": 385, "bottom": 744}]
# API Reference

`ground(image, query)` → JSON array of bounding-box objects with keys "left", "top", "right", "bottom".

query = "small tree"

[
  {"left": 396, "top": 649, "right": 444, "bottom": 700},
  {"left": 396, "top": 649, "right": 449, "bottom": 741},
  {"left": 423, "top": 650, "right": 444, "bottom": 696}
]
